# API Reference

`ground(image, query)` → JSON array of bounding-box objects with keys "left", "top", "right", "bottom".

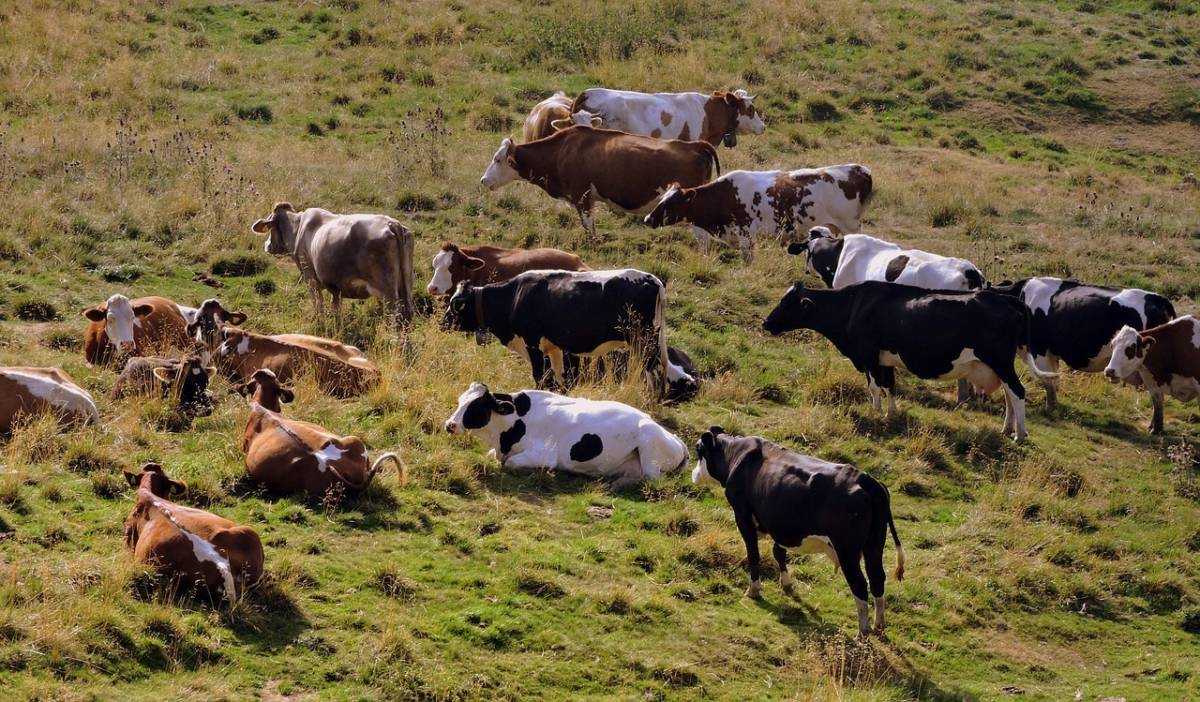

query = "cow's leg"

[
  {"left": 875, "top": 366, "right": 897, "bottom": 415},
  {"left": 773, "top": 542, "right": 794, "bottom": 594},
  {"left": 307, "top": 282, "right": 325, "bottom": 325},
  {"left": 734, "top": 511, "right": 762, "bottom": 598},
  {"left": 1039, "top": 355, "right": 1061, "bottom": 409},
  {"left": 1148, "top": 386, "right": 1165, "bottom": 434},
  {"left": 835, "top": 543, "right": 872, "bottom": 636},
  {"left": 541, "top": 341, "right": 567, "bottom": 388},
  {"left": 866, "top": 372, "right": 883, "bottom": 412},
  {"left": 691, "top": 225, "right": 712, "bottom": 254},
  {"left": 956, "top": 378, "right": 971, "bottom": 404},
  {"left": 525, "top": 342, "right": 551, "bottom": 388},
  {"left": 610, "top": 453, "right": 646, "bottom": 491},
  {"left": 576, "top": 194, "right": 597, "bottom": 243},
  {"left": 330, "top": 291, "right": 343, "bottom": 331},
  {"left": 864, "top": 524, "right": 888, "bottom": 632},
  {"left": 991, "top": 359, "right": 1028, "bottom": 440}
]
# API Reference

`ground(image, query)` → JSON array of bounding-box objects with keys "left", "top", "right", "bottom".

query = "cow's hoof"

[{"left": 744, "top": 583, "right": 762, "bottom": 599}]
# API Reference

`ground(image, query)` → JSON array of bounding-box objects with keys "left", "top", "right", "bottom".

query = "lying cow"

[
  {"left": 123, "top": 462, "right": 263, "bottom": 603},
  {"left": 480, "top": 126, "right": 720, "bottom": 241},
  {"left": 112, "top": 355, "right": 215, "bottom": 423},
  {"left": 568, "top": 88, "right": 765, "bottom": 147},
  {"left": 644, "top": 165, "right": 873, "bottom": 254},
  {"left": 1105, "top": 315, "right": 1200, "bottom": 434},
  {"left": 186, "top": 298, "right": 248, "bottom": 363},
  {"left": 693, "top": 428, "right": 904, "bottom": 635},
  {"left": 763, "top": 282, "right": 1058, "bottom": 440},
  {"left": 83, "top": 294, "right": 191, "bottom": 366},
  {"left": 441, "top": 269, "right": 690, "bottom": 398},
  {"left": 989, "top": 277, "right": 1176, "bottom": 408},
  {"left": 237, "top": 369, "right": 404, "bottom": 497},
  {"left": 213, "top": 327, "right": 378, "bottom": 398},
  {"left": 0, "top": 367, "right": 99, "bottom": 434},
  {"left": 445, "top": 382, "right": 687, "bottom": 489},
  {"left": 791, "top": 227, "right": 983, "bottom": 291},
  {"left": 251, "top": 202, "right": 415, "bottom": 326},
  {"left": 426, "top": 241, "right": 589, "bottom": 297},
  {"left": 522, "top": 92, "right": 598, "bottom": 142}
]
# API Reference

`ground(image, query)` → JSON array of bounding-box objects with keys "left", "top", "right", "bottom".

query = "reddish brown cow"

[
  {"left": 0, "top": 367, "right": 99, "bottom": 433},
  {"left": 522, "top": 92, "right": 598, "bottom": 142},
  {"left": 236, "top": 369, "right": 405, "bottom": 497},
  {"left": 212, "top": 327, "right": 379, "bottom": 398},
  {"left": 83, "top": 294, "right": 191, "bottom": 366},
  {"left": 1105, "top": 315, "right": 1200, "bottom": 434},
  {"left": 123, "top": 462, "right": 264, "bottom": 603},
  {"left": 426, "top": 241, "right": 589, "bottom": 296}
]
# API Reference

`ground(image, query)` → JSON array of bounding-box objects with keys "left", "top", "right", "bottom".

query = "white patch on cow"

[
  {"left": 428, "top": 249, "right": 455, "bottom": 295},
  {"left": 480, "top": 138, "right": 518, "bottom": 190},
  {"left": 4, "top": 370, "right": 99, "bottom": 424},
  {"left": 799, "top": 535, "right": 840, "bottom": 570},
  {"left": 101, "top": 294, "right": 138, "bottom": 348},
  {"left": 176, "top": 305, "right": 199, "bottom": 326},
  {"left": 1104, "top": 325, "right": 1144, "bottom": 381},
  {"left": 191, "top": 367, "right": 201, "bottom": 376},
  {"left": 732, "top": 90, "right": 766, "bottom": 134},
  {"left": 236, "top": 335, "right": 251, "bottom": 355},
  {"left": 1110, "top": 288, "right": 1151, "bottom": 327},
  {"left": 666, "top": 359, "right": 693, "bottom": 384},
  {"left": 1020, "top": 277, "right": 1065, "bottom": 316},
  {"left": 145, "top": 493, "right": 236, "bottom": 601},
  {"left": 691, "top": 455, "right": 715, "bottom": 484},
  {"left": 855, "top": 597, "right": 871, "bottom": 634},
  {"left": 313, "top": 442, "right": 345, "bottom": 473}
]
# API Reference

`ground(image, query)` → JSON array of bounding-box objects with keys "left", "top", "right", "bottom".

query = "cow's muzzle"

[
  {"left": 1104, "top": 369, "right": 1120, "bottom": 384},
  {"left": 444, "top": 420, "right": 458, "bottom": 434}
]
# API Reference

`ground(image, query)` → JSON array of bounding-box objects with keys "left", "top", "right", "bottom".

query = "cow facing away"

[
  {"left": 763, "top": 282, "right": 1058, "bottom": 440},
  {"left": 426, "top": 241, "right": 589, "bottom": 297},
  {"left": 693, "top": 428, "right": 904, "bottom": 635},
  {"left": 445, "top": 383, "right": 688, "bottom": 489},
  {"left": 251, "top": 203, "right": 415, "bottom": 327},
  {"left": 989, "top": 277, "right": 1176, "bottom": 408},
  {"left": 791, "top": 227, "right": 984, "bottom": 291},
  {"left": 83, "top": 295, "right": 191, "bottom": 367},
  {"left": 237, "top": 369, "right": 404, "bottom": 497},
  {"left": 111, "top": 356, "right": 216, "bottom": 425},
  {"left": 213, "top": 327, "right": 379, "bottom": 398},
  {"left": 480, "top": 126, "right": 720, "bottom": 241},
  {"left": 1105, "top": 316, "right": 1200, "bottom": 434},
  {"left": 522, "top": 92, "right": 599, "bottom": 142},
  {"left": 644, "top": 165, "right": 873, "bottom": 255},
  {"left": 123, "top": 462, "right": 264, "bottom": 604},
  {"left": 569, "top": 88, "right": 765, "bottom": 147},
  {"left": 0, "top": 367, "right": 99, "bottom": 434}
]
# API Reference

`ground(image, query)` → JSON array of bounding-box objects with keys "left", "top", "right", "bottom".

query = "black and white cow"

[
  {"left": 789, "top": 227, "right": 984, "bottom": 291},
  {"left": 693, "top": 427, "right": 904, "bottom": 635},
  {"left": 763, "top": 282, "right": 1058, "bottom": 440},
  {"left": 988, "top": 277, "right": 1176, "bottom": 407},
  {"left": 444, "top": 382, "right": 688, "bottom": 488},
  {"left": 440, "top": 269, "right": 693, "bottom": 399}
]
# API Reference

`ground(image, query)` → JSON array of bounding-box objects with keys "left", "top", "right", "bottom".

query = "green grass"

[{"left": 1, "top": 0, "right": 1199, "bottom": 700}]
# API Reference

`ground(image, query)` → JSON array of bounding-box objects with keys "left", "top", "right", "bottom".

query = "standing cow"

[
  {"left": 480, "top": 127, "right": 720, "bottom": 241},
  {"left": 568, "top": 88, "right": 765, "bottom": 147},
  {"left": 83, "top": 294, "right": 191, "bottom": 367},
  {"left": 1105, "top": 316, "right": 1200, "bottom": 434},
  {"left": 251, "top": 203, "right": 415, "bottom": 327},
  {"left": 644, "top": 165, "right": 873, "bottom": 254},
  {"left": 523, "top": 92, "right": 598, "bottom": 142}
]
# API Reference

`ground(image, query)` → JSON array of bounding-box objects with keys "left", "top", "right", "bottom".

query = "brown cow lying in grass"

[{"left": 0, "top": 366, "right": 99, "bottom": 434}]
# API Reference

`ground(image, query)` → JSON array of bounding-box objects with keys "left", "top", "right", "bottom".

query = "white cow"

[
  {"left": 444, "top": 383, "right": 688, "bottom": 488},
  {"left": 568, "top": 88, "right": 765, "bottom": 147},
  {"left": 790, "top": 228, "right": 985, "bottom": 291}
]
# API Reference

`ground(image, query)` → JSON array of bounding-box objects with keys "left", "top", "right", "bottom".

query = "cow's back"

[{"left": 523, "top": 93, "right": 573, "bottom": 142}]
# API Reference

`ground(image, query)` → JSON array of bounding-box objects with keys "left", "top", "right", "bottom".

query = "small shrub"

[
  {"left": 90, "top": 472, "right": 126, "bottom": 499},
  {"left": 65, "top": 444, "right": 120, "bottom": 474},
  {"left": 13, "top": 297, "right": 58, "bottom": 321},
  {"left": 211, "top": 254, "right": 268, "bottom": 276},
  {"left": 249, "top": 27, "right": 280, "bottom": 44},
  {"left": 96, "top": 264, "right": 142, "bottom": 283},
  {"left": 0, "top": 235, "right": 22, "bottom": 261},
  {"left": 471, "top": 106, "right": 513, "bottom": 132},
  {"left": 1181, "top": 606, "right": 1200, "bottom": 634},
  {"left": 397, "top": 192, "right": 438, "bottom": 212},
  {"left": 234, "top": 104, "right": 273, "bottom": 122},
  {"left": 926, "top": 86, "right": 963, "bottom": 111},
  {"left": 307, "top": 122, "right": 325, "bottom": 136},
  {"left": 43, "top": 330, "right": 80, "bottom": 351},
  {"left": 804, "top": 97, "right": 840, "bottom": 122},
  {"left": 929, "top": 202, "right": 966, "bottom": 228},
  {"left": 253, "top": 279, "right": 276, "bottom": 296},
  {"left": 515, "top": 572, "right": 565, "bottom": 599},
  {"left": 374, "top": 566, "right": 418, "bottom": 601}
]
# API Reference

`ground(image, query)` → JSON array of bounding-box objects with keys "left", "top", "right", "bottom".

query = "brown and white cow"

[
  {"left": 83, "top": 295, "right": 191, "bottom": 366},
  {"left": 251, "top": 203, "right": 415, "bottom": 327},
  {"left": 426, "top": 241, "right": 589, "bottom": 297},
  {"left": 1105, "top": 315, "right": 1200, "bottom": 434},
  {"left": 645, "top": 165, "right": 873, "bottom": 255},
  {"left": 123, "top": 462, "right": 264, "bottom": 603},
  {"left": 522, "top": 92, "right": 599, "bottom": 142},
  {"left": 0, "top": 367, "right": 99, "bottom": 434},
  {"left": 480, "top": 126, "right": 720, "bottom": 240},
  {"left": 236, "top": 369, "right": 404, "bottom": 497},
  {"left": 567, "top": 88, "right": 765, "bottom": 147},
  {"left": 212, "top": 327, "right": 379, "bottom": 398}
]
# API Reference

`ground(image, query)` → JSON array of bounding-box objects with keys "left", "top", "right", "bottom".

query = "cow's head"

[
  {"left": 84, "top": 294, "right": 154, "bottom": 355},
  {"left": 187, "top": 298, "right": 247, "bottom": 363},
  {"left": 711, "top": 90, "right": 765, "bottom": 146},
  {"left": 124, "top": 461, "right": 187, "bottom": 498},
  {"left": 550, "top": 110, "right": 603, "bottom": 131},
  {"left": 444, "top": 382, "right": 516, "bottom": 435},
  {"left": 428, "top": 242, "right": 485, "bottom": 297},
  {"left": 644, "top": 185, "right": 693, "bottom": 228},
  {"left": 251, "top": 202, "right": 299, "bottom": 255},
  {"left": 235, "top": 368, "right": 294, "bottom": 412},
  {"left": 1104, "top": 325, "right": 1153, "bottom": 383},
  {"left": 440, "top": 282, "right": 483, "bottom": 333},
  {"left": 763, "top": 282, "right": 817, "bottom": 336},
  {"left": 786, "top": 226, "right": 840, "bottom": 287},
  {"left": 692, "top": 426, "right": 730, "bottom": 485},
  {"left": 154, "top": 355, "right": 216, "bottom": 419},
  {"left": 480, "top": 138, "right": 519, "bottom": 190}
]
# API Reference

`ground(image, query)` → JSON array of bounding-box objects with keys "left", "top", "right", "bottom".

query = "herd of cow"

[{"left": 2, "top": 87, "right": 1198, "bottom": 637}]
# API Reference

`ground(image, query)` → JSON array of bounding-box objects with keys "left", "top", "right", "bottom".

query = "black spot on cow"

[
  {"left": 752, "top": 192, "right": 762, "bottom": 206},
  {"left": 885, "top": 255, "right": 909, "bottom": 282},
  {"left": 513, "top": 392, "right": 532, "bottom": 416},
  {"left": 500, "top": 419, "right": 526, "bottom": 454},
  {"left": 463, "top": 395, "right": 493, "bottom": 430},
  {"left": 963, "top": 268, "right": 984, "bottom": 290},
  {"left": 569, "top": 433, "right": 604, "bottom": 462}
]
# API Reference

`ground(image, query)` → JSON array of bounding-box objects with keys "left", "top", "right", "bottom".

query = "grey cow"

[{"left": 252, "top": 202, "right": 415, "bottom": 328}]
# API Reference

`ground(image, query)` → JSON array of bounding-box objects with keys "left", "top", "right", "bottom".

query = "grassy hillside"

[{"left": 1, "top": 0, "right": 1199, "bottom": 699}]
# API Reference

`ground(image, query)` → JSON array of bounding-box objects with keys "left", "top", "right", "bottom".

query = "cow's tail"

[
  {"left": 700, "top": 142, "right": 721, "bottom": 177},
  {"left": 368, "top": 451, "right": 406, "bottom": 487},
  {"left": 1012, "top": 300, "right": 1059, "bottom": 381},
  {"left": 388, "top": 221, "right": 414, "bottom": 322},
  {"left": 654, "top": 284, "right": 670, "bottom": 398},
  {"left": 857, "top": 165, "right": 874, "bottom": 206},
  {"left": 569, "top": 90, "right": 591, "bottom": 114},
  {"left": 863, "top": 476, "right": 905, "bottom": 581}
]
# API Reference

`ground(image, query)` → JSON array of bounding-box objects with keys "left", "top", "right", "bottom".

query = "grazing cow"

[
  {"left": 0, "top": 367, "right": 99, "bottom": 433},
  {"left": 111, "top": 355, "right": 216, "bottom": 421},
  {"left": 693, "top": 427, "right": 904, "bottom": 635},
  {"left": 644, "top": 165, "right": 873, "bottom": 254},
  {"left": 426, "top": 241, "right": 589, "bottom": 297},
  {"left": 1105, "top": 316, "right": 1200, "bottom": 434},
  {"left": 123, "top": 462, "right": 263, "bottom": 603},
  {"left": 790, "top": 227, "right": 984, "bottom": 291},
  {"left": 440, "top": 269, "right": 689, "bottom": 398},
  {"left": 236, "top": 369, "right": 404, "bottom": 497},
  {"left": 522, "top": 92, "right": 599, "bottom": 142},
  {"left": 445, "top": 382, "right": 687, "bottom": 488},
  {"left": 480, "top": 126, "right": 720, "bottom": 240},
  {"left": 989, "top": 277, "right": 1176, "bottom": 407},
  {"left": 251, "top": 203, "right": 415, "bottom": 326},
  {"left": 762, "top": 282, "right": 1058, "bottom": 440},
  {"left": 83, "top": 295, "right": 191, "bottom": 366},
  {"left": 210, "top": 327, "right": 378, "bottom": 397},
  {"left": 569, "top": 88, "right": 765, "bottom": 147}
]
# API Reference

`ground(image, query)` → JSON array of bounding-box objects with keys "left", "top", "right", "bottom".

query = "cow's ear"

[
  {"left": 236, "top": 380, "right": 257, "bottom": 397},
  {"left": 464, "top": 256, "right": 485, "bottom": 271},
  {"left": 550, "top": 118, "right": 571, "bottom": 130},
  {"left": 84, "top": 306, "right": 107, "bottom": 321},
  {"left": 786, "top": 241, "right": 807, "bottom": 256},
  {"left": 709, "top": 425, "right": 726, "bottom": 437},
  {"left": 1140, "top": 336, "right": 1156, "bottom": 350},
  {"left": 493, "top": 399, "right": 516, "bottom": 415},
  {"left": 133, "top": 304, "right": 154, "bottom": 317},
  {"left": 280, "top": 388, "right": 295, "bottom": 404},
  {"left": 800, "top": 298, "right": 815, "bottom": 311},
  {"left": 228, "top": 311, "right": 248, "bottom": 326},
  {"left": 700, "top": 431, "right": 716, "bottom": 449},
  {"left": 251, "top": 216, "right": 273, "bottom": 234},
  {"left": 152, "top": 366, "right": 175, "bottom": 384},
  {"left": 169, "top": 479, "right": 187, "bottom": 496},
  {"left": 124, "top": 470, "right": 141, "bottom": 488},
  {"left": 588, "top": 115, "right": 603, "bottom": 128}
]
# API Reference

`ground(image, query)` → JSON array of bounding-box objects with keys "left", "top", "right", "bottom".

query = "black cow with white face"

[
  {"left": 988, "top": 277, "right": 1176, "bottom": 407},
  {"left": 763, "top": 281, "right": 1058, "bottom": 440},
  {"left": 693, "top": 427, "right": 904, "bottom": 635},
  {"left": 440, "top": 269, "right": 692, "bottom": 399}
]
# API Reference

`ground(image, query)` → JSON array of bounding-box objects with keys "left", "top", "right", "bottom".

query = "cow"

[
  {"left": 211, "top": 327, "right": 379, "bottom": 398},
  {"left": 444, "top": 382, "right": 687, "bottom": 489},
  {"left": 692, "top": 427, "right": 904, "bottom": 635},
  {"left": 251, "top": 202, "right": 415, "bottom": 327},
  {"left": 988, "top": 277, "right": 1176, "bottom": 408},
  {"left": 790, "top": 227, "right": 984, "bottom": 291},
  {"left": 235, "top": 369, "right": 404, "bottom": 497},
  {"left": 644, "top": 165, "right": 873, "bottom": 255},
  {"left": 123, "top": 462, "right": 263, "bottom": 604},
  {"left": 762, "top": 282, "right": 1058, "bottom": 440},
  {"left": 426, "top": 241, "right": 589, "bottom": 297},
  {"left": 83, "top": 295, "right": 191, "bottom": 366},
  {"left": 1104, "top": 316, "right": 1200, "bottom": 434},
  {"left": 480, "top": 126, "right": 720, "bottom": 241},
  {"left": 522, "top": 92, "right": 599, "bottom": 142},
  {"left": 111, "top": 355, "right": 216, "bottom": 422},
  {"left": 186, "top": 298, "right": 249, "bottom": 364},
  {"left": 0, "top": 367, "right": 99, "bottom": 434},
  {"left": 440, "top": 269, "right": 690, "bottom": 399},
  {"left": 568, "top": 88, "right": 765, "bottom": 147}
]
